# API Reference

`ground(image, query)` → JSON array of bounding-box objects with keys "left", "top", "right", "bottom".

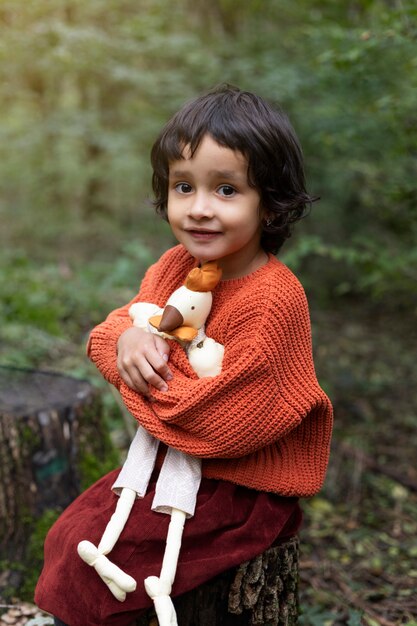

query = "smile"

[{"left": 186, "top": 230, "right": 221, "bottom": 241}]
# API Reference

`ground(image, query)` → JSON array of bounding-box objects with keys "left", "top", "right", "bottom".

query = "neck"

[{"left": 216, "top": 248, "right": 268, "bottom": 280}]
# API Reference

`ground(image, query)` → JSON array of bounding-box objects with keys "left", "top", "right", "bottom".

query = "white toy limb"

[
  {"left": 77, "top": 540, "right": 137, "bottom": 602},
  {"left": 129, "top": 302, "right": 163, "bottom": 329},
  {"left": 152, "top": 447, "right": 201, "bottom": 517},
  {"left": 76, "top": 426, "right": 160, "bottom": 599},
  {"left": 77, "top": 489, "right": 137, "bottom": 601},
  {"left": 112, "top": 426, "right": 160, "bottom": 498},
  {"left": 98, "top": 488, "right": 137, "bottom": 555},
  {"left": 144, "top": 508, "right": 186, "bottom": 626},
  {"left": 159, "top": 509, "right": 186, "bottom": 585},
  {"left": 76, "top": 489, "right": 137, "bottom": 600},
  {"left": 187, "top": 336, "right": 225, "bottom": 378}
]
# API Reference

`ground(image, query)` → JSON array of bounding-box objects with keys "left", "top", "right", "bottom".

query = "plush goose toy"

[{"left": 78, "top": 262, "right": 223, "bottom": 626}]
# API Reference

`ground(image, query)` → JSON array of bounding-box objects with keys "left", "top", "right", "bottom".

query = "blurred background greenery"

[{"left": 1, "top": 0, "right": 416, "bottom": 624}]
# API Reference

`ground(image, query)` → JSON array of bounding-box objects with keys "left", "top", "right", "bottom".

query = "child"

[{"left": 35, "top": 85, "right": 333, "bottom": 626}]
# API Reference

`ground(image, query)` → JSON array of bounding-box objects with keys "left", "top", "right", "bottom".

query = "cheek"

[
  {"left": 166, "top": 200, "right": 176, "bottom": 224},
  {"left": 166, "top": 208, "right": 184, "bottom": 235}
]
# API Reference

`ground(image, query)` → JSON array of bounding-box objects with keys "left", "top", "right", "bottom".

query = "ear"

[
  {"left": 258, "top": 203, "right": 268, "bottom": 226},
  {"left": 261, "top": 209, "right": 273, "bottom": 228}
]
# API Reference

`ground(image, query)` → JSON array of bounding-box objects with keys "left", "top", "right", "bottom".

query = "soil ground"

[{"left": 299, "top": 304, "right": 417, "bottom": 625}]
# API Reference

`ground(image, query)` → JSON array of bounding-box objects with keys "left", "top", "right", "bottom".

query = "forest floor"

[
  {"left": 298, "top": 304, "right": 417, "bottom": 625},
  {"left": 0, "top": 301, "right": 416, "bottom": 626}
]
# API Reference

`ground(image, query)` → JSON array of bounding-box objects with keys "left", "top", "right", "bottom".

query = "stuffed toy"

[{"left": 77, "top": 262, "right": 223, "bottom": 626}]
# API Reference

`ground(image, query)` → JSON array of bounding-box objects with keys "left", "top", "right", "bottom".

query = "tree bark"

[
  {"left": 136, "top": 537, "right": 299, "bottom": 626},
  {"left": 0, "top": 366, "right": 112, "bottom": 564}
]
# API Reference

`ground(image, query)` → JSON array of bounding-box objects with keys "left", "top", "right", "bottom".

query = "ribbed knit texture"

[{"left": 88, "top": 245, "right": 333, "bottom": 497}]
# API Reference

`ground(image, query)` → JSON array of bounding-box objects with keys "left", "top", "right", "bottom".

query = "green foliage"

[
  {"left": 78, "top": 450, "right": 118, "bottom": 491},
  {"left": 0, "top": 238, "right": 157, "bottom": 368},
  {"left": 284, "top": 3, "right": 417, "bottom": 305},
  {"left": 300, "top": 306, "right": 417, "bottom": 624},
  {"left": 0, "top": 0, "right": 415, "bottom": 308},
  {"left": 299, "top": 605, "right": 340, "bottom": 626},
  {"left": 283, "top": 234, "right": 417, "bottom": 301}
]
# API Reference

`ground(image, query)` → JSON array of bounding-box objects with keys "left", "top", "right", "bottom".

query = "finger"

[
  {"left": 118, "top": 361, "right": 151, "bottom": 396},
  {"left": 139, "top": 357, "right": 170, "bottom": 392},
  {"left": 117, "top": 343, "right": 171, "bottom": 393},
  {"left": 154, "top": 335, "right": 171, "bottom": 364},
  {"left": 147, "top": 340, "right": 173, "bottom": 382}
]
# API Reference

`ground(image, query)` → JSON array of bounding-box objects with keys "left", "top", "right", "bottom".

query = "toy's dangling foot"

[
  {"left": 144, "top": 576, "right": 177, "bottom": 626},
  {"left": 144, "top": 508, "right": 186, "bottom": 626},
  {"left": 77, "top": 540, "right": 136, "bottom": 602},
  {"left": 77, "top": 488, "right": 137, "bottom": 601}
]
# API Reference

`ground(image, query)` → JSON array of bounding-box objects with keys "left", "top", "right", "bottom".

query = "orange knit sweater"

[{"left": 88, "top": 245, "right": 333, "bottom": 497}]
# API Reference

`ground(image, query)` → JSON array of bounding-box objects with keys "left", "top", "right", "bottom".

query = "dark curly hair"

[{"left": 151, "top": 84, "right": 316, "bottom": 254}]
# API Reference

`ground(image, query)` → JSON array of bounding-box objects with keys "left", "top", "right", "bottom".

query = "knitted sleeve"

[{"left": 118, "top": 277, "right": 331, "bottom": 460}]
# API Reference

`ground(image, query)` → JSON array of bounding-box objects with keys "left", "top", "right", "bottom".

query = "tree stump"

[
  {"left": 135, "top": 536, "right": 299, "bottom": 626},
  {"left": 0, "top": 366, "right": 115, "bottom": 594}
]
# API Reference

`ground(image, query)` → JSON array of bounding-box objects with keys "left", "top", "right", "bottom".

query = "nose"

[{"left": 188, "top": 191, "right": 213, "bottom": 220}]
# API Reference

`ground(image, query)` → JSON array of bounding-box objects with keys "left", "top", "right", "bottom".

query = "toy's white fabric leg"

[
  {"left": 152, "top": 447, "right": 201, "bottom": 518},
  {"left": 77, "top": 427, "right": 159, "bottom": 601},
  {"left": 145, "top": 450, "right": 200, "bottom": 625},
  {"left": 103, "top": 426, "right": 160, "bottom": 553},
  {"left": 98, "top": 487, "right": 136, "bottom": 554},
  {"left": 112, "top": 425, "right": 159, "bottom": 497},
  {"left": 144, "top": 508, "right": 186, "bottom": 626},
  {"left": 77, "top": 489, "right": 137, "bottom": 601}
]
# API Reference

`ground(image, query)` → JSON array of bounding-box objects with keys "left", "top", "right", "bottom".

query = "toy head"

[{"left": 151, "top": 262, "right": 222, "bottom": 337}]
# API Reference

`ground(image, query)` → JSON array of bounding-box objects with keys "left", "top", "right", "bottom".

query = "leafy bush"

[
  {"left": 0, "top": 239, "right": 157, "bottom": 368},
  {"left": 0, "top": 0, "right": 415, "bottom": 309}
]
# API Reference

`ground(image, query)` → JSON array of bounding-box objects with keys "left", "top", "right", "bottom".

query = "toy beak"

[{"left": 157, "top": 305, "right": 184, "bottom": 333}]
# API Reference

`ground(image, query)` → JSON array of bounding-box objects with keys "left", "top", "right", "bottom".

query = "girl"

[{"left": 35, "top": 85, "right": 333, "bottom": 626}]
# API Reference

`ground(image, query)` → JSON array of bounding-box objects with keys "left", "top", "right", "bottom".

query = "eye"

[
  {"left": 217, "top": 185, "right": 236, "bottom": 197},
  {"left": 191, "top": 306, "right": 195, "bottom": 310},
  {"left": 175, "top": 182, "right": 193, "bottom": 194}
]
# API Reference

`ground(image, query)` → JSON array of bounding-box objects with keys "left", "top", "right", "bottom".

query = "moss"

[
  {"left": 2, "top": 509, "right": 61, "bottom": 601},
  {"left": 20, "top": 422, "right": 41, "bottom": 448},
  {"left": 77, "top": 395, "right": 120, "bottom": 490},
  {"left": 78, "top": 448, "right": 119, "bottom": 491}
]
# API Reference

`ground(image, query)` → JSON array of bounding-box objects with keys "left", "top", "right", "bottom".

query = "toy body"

[{"left": 78, "top": 263, "right": 223, "bottom": 626}]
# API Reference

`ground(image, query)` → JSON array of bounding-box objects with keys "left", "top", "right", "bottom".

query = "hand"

[{"left": 117, "top": 326, "right": 172, "bottom": 398}]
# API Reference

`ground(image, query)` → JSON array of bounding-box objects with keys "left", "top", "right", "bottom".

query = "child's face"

[{"left": 167, "top": 134, "right": 266, "bottom": 279}]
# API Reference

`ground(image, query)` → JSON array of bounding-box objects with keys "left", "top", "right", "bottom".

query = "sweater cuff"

[{"left": 87, "top": 317, "right": 133, "bottom": 387}]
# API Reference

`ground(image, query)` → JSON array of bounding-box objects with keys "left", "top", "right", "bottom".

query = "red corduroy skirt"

[{"left": 35, "top": 468, "right": 302, "bottom": 626}]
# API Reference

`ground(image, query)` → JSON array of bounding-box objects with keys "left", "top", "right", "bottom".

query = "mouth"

[{"left": 185, "top": 229, "right": 222, "bottom": 241}]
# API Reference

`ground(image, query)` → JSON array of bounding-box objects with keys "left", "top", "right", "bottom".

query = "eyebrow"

[{"left": 169, "top": 169, "right": 244, "bottom": 181}]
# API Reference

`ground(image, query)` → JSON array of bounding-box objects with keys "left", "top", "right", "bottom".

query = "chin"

[{"left": 184, "top": 246, "right": 221, "bottom": 264}]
